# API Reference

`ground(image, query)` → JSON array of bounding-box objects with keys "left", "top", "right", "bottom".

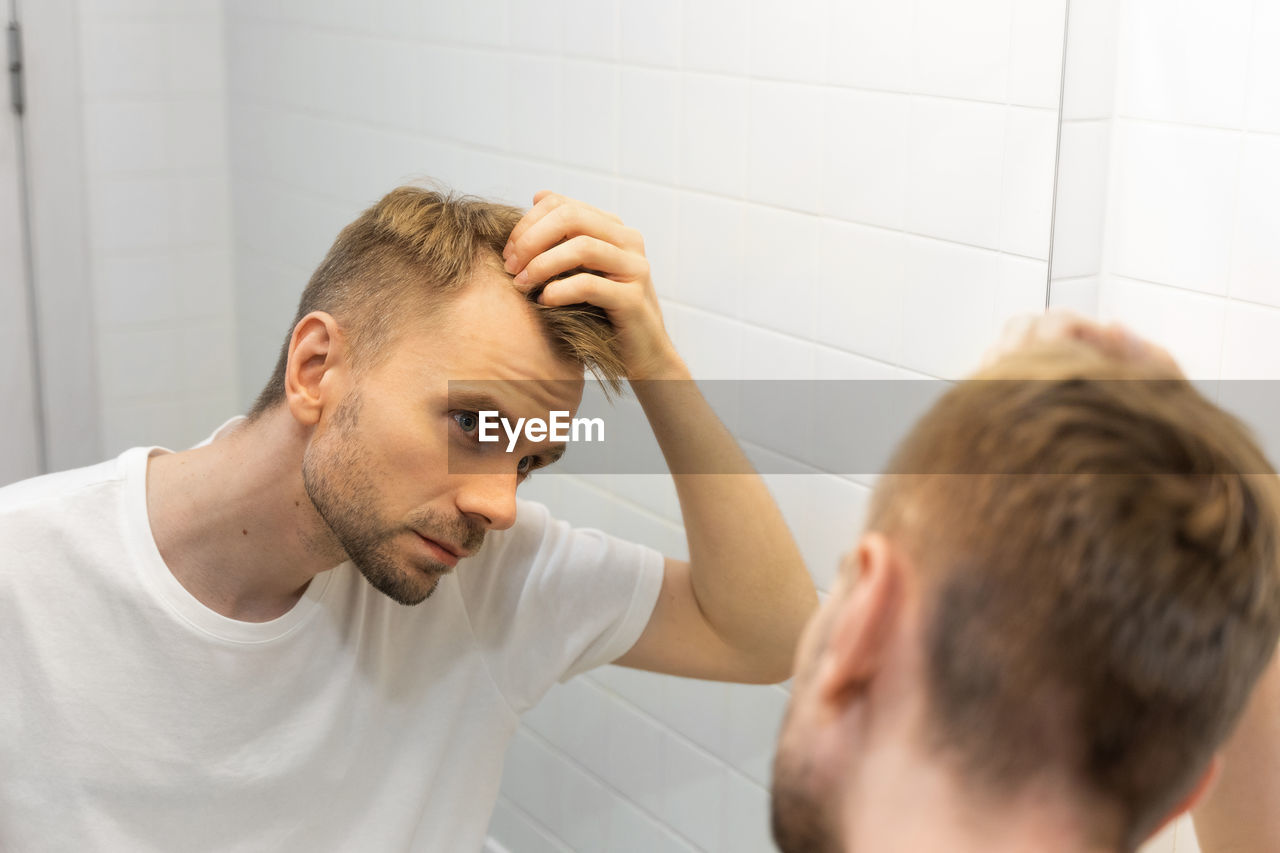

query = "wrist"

[{"left": 627, "top": 345, "right": 689, "bottom": 382}]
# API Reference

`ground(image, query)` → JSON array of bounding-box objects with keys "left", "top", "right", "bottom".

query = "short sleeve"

[{"left": 456, "top": 499, "right": 665, "bottom": 714}]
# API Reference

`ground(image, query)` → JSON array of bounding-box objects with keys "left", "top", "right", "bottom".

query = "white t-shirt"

[{"left": 0, "top": 446, "right": 664, "bottom": 851}]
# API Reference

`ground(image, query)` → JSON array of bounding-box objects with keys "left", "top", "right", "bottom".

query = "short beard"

[
  {"left": 771, "top": 611, "right": 842, "bottom": 853},
  {"left": 770, "top": 743, "right": 839, "bottom": 853},
  {"left": 301, "top": 390, "right": 483, "bottom": 605}
]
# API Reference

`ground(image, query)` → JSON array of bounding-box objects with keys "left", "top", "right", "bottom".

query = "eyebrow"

[{"left": 448, "top": 390, "right": 511, "bottom": 423}]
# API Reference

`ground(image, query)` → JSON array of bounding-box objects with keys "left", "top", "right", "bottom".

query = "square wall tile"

[
  {"left": 905, "top": 97, "right": 1007, "bottom": 252},
  {"left": 1008, "top": 0, "right": 1067, "bottom": 109},
  {"left": 994, "top": 256, "right": 1049, "bottom": 328},
  {"left": 750, "top": 0, "right": 828, "bottom": 82},
  {"left": 999, "top": 107, "right": 1058, "bottom": 260},
  {"left": 621, "top": 0, "right": 681, "bottom": 67},
  {"left": 1246, "top": 0, "right": 1280, "bottom": 133},
  {"left": 719, "top": 773, "right": 774, "bottom": 853},
  {"left": 720, "top": 684, "right": 788, "bottom": 786},
  {"left": 509, "top": 0, "right": 565, "bottom": 52},
  {"left": 739, "top": 205, "right": 819, "bottom": 339},
  {"left": 1117, "top": 0, "right": 1251, "bottom": 129},
  {"left": 97, "top": 326, "right": 185, "bottom": 401},
  {"left": 500, "top": 730, "right": 562, "bottom": 828},
  {"left": 738, "top": 326, "right": 815, "bottom": 379},
  {"left": 1060, "top": 0, "right": 1120, "bottom": 119},
  {"left": 508, "top": 56, "right": 564, "bottom": 163},
  {"left": 1220, "top": 301, "right": 1280, "bottom": 380},
  {"left": 619, "top": 69, "right": 681, "bottom": 184},
  {"left": 609, "top": 800, "right": 696, "bottom": 853},
  {"left": 486, "top": 798, "right": 568, "bottom": 853},
  {"left": 823, "top": 89, "right": 910, "bottom": 230},
  {"left": 1228, "top": 133, "right": 1280, "bottom": 309},
  {"left": 1107, "top": 121, "right": 1238, "bottom": 296},
  {"left": 680, "top": 74, "right": 748, "bottom": 197},
  {"left": 80, "top": 19, "right": 168, "bottom": 97},
  {"left": 682, "top": 0, "right": 749, "bottom": 75},
  {"left": 814, "top": 220, "right": 906, "bottom": 365},
  {"left": 747, "top": 82, "right": 826, "bottom": 213},
  {"left": 1098, "top": 275, "right": 1225, "bottom": 379},
  {"left": 662, "top": 304, "right": 743, "bottom": 380},
  {"left": 1047, "top": 275, "right": 1100, "bottom": 316},
  {"left": 899, "top": 235, "right": 1001, "bottom": 379},
  {"left": 560, "top": 62, "right": 619, "bottom": 172},
  {"left": 620, "top": 181, "right": 680, "bottom": 286},
  {"left": 672, "top": 193, "right": 745, "bottom": 316},
  {"left": 661, "top": 737, "right": 725, "bottom": 852},
  {"left": 605, "top": 699, "right": 666, "bottom": 815},
  {"left": 562, "top": 0, "right": 618, "bottom": 61},
  {"left": 826, "top": 0, "right": 912, "bottom": 92},
  {"left": 911, "top": 0, "right": 1011, "bottom": 103},
  {"left": 1051, "top": 119, "right": 1110, "bottom": 279},
  {"left": 555, "top": 760, "right": 613, "bottom": 852}
]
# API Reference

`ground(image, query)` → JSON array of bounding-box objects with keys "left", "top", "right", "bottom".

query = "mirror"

[{"left": 228, "top": 2, "right": 1072, "bottom": 848}]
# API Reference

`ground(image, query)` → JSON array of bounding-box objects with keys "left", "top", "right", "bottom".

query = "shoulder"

[{"left": 0, "top": 451, "right": 132, "bottom": 517}]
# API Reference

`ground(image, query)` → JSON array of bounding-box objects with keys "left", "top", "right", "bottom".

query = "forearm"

[
  {"left": 1193, "top": 651, "right": 1280, "bottom": 853},
  {"left": 631, "top": 354, "right": 818, "bottom": 679}
]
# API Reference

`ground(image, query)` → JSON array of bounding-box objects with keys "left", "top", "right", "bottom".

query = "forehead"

[{"left": 374, "top": 264, "right": 586, "bottom": 411}]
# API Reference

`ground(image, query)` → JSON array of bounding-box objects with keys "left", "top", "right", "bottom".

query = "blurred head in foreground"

[{"left": 772, "top": 340, "right": 1280, "bottom": 853}]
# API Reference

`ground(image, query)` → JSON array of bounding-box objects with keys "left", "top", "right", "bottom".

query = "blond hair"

[{"left": 248, "top": 185, "right": 623, "bottom": 419}]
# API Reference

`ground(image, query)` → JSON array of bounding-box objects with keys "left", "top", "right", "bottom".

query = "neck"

[
  {"left": 146, "top": 411, "right": 343, "bottom": 621},
  {"left": 841, "top": 743, "right": 1113, "bottom": 853}
]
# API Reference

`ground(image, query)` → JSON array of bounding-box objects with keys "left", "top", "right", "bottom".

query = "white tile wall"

[
  {"left": 1054, "top": 0, "right": 1280, "bottom": 389},
  {"left": 221, "top": 2, "right": 1064, "bottom": 849},
  {"left": 78, "top": 1, "right": 237, "bottom": 454}
]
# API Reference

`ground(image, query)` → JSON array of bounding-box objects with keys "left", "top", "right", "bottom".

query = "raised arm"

[{"left": 504, "top": 192, "right": 818, "bottom": 683}]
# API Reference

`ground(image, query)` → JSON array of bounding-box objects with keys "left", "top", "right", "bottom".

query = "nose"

[{"left": 455, "top": 473, "right": 519, "bottom": 531}]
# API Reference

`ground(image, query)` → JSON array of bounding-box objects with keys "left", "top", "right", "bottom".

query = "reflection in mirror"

[
  {"left": 32, "top": 1, "right": 1074, "bottom": 851},
  {"left": 1051, "top": 7, "right": 1280, "bottom": 850},
  {"left": 219, "top": 2, "right": 1069, "bottom": 850}
]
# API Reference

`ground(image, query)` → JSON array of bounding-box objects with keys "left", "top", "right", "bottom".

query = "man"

[
  {"left": 0, "top": 187, "right": 817, "bottom": 849},
  {"left": 771, "top": 317, "right": 1280, "bottom": 853}
]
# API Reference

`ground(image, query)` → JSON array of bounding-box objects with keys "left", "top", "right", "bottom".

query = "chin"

[{"left": 355, "top": 557, "right": 443, "bottom": 606}]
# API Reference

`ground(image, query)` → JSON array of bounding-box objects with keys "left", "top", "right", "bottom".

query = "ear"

[
  {"left": 813, "top": 532, "right": 905, "bottom": 707},
  {"left": 284, "top": 312, "right": 346, "bottom": 427}
]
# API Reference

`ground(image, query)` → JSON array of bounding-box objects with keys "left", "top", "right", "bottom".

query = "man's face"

[{"left": 302, "top": 265, "right": 585, "bottom": 604}]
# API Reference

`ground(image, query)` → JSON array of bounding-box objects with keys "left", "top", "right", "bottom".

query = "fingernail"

[
  {"left": 502, "top": 241, "right": 513, "bottom": 259},
  {"left": 514, "top": 270, "right": 529, "bottom": 285},
  {"left": 503, "top": 256, "right": 517, "bottom": 274}
]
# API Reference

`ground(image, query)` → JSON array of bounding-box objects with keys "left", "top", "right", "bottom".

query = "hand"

[
  {"left": 983, "top": 309, "right": 1183, "bottom": 377},
  {"left": 503, "top": 191, "right": 684, "bottom": 381}
]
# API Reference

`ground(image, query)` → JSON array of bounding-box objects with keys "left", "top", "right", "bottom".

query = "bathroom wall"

[
  {"left": 223, "top": 2, "right": 1067, "bottom": 850},
  {"left": 1052, "top": 0, "right": 1280, "bottom": 383},
  {"left": 77, "top": 0, "right": 238, "bottom": 454}
]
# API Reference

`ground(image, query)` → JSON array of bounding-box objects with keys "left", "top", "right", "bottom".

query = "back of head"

[
  {"left": 248, "top": 184, "right": 623, "bottom": 419},
  {"left": 869, "top": 341, "right": 1280, "bottom": 848}
]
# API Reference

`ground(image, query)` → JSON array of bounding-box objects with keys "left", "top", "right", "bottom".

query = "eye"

[
  {"left": 453, "top": 411, "right": 479, "bottom": 434},
  {"left": 517, "top": 455, "right": 537, "bottom": 476}
]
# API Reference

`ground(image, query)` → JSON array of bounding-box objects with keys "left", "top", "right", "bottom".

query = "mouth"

[{"left": 413, "top": 532, "right": 467, "bottom": 569}]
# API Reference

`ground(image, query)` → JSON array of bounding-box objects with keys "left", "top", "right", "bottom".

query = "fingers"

[
  {"left": 504, "top": 193, "right": 636, "bottom": 276},
  {"left": 537, "top": 272, "right": 631, "bottom": 311},
  {"left": 984, "top": 310, "right": 1184, "bottom": 377},
  {"left": 511, "top": 235, "right": 649, "bottom": 290}
]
